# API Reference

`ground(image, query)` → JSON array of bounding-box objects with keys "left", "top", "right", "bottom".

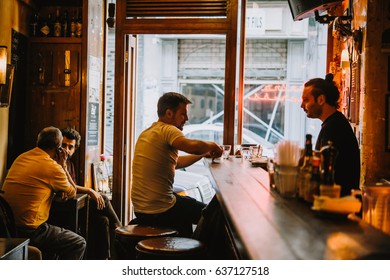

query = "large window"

[
  {"left": 107, "top": 1, "right": 326, "bottom": 157},
  {"left": 134, "top": 35, "right": 227, "bottom": 140}
]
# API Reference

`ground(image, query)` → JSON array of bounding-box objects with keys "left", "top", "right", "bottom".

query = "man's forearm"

[{"left": 176, "top": 154, "right": 205, "bottom": 169}]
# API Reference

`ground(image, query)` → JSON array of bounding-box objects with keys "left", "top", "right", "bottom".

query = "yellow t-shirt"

[
  {"left": 2, "top": 147, "right": 76, "bottom": 229},
  {"left": 131, "top": 121, "right": 184, "bottom": 214}
]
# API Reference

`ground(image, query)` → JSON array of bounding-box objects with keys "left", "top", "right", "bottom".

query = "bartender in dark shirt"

[{"left": 300, "top": 73, "right": 360, "bottom": 196}]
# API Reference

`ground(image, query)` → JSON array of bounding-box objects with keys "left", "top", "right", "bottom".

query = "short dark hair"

[
  {"left": 157, "top": 92, "right": 192, "bottom": 117},
  {"left": 37, "top": 127, "right": 62, "bottom": 151},
  {"left": 61, "top": 127, "right": 81, "bottom": 149},
  {"left": 304, "top": 73, "right": 340, "bottom": 109}
]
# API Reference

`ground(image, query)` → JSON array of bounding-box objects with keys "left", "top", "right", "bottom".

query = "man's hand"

[
  {"left": 54, "top": 147, "right": 68, "bottom": 168},
  {"left": 89, "top": 189, "right": 106, "bottom": 210},
  {"left": 209, "top": 143, "right": 223, "bottom": 160},
  {"left": 53, "top": 191, "right": 69, "bottom": 202}
]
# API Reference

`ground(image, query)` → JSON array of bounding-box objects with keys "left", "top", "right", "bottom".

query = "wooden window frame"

[{"left": 112, "top": 0, "right": 241, "bottom": 222}]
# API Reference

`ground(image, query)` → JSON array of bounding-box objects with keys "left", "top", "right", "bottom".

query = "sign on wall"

[{"left": 246, "top": 8, "right": 266, "bottom": 37}]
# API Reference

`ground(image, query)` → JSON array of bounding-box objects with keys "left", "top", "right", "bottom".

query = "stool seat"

[
  {"left": 114, "top": 225, "right": 178, "bottom": 259},
  {"left": 115, "top": 225, "right": 178, "bottom": 239},
  {"left": 136, "top": 237, "right": 207, "bottom": 259}
]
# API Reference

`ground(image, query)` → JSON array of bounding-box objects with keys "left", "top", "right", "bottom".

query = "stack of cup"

[{"left": 273, "top": 140, "right": 300, "bottom": 198}]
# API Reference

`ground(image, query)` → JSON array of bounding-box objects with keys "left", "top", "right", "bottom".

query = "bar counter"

[{"left": 204, "top": 157, "right": 390, "bottom": 260}]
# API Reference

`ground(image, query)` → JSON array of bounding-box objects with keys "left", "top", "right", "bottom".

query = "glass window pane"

[
  {"left": 134, "top": 35, "right": 226, "bottom": 146},
  {"left": 243, "top": 1, "right": 327, "bottom": 150}
]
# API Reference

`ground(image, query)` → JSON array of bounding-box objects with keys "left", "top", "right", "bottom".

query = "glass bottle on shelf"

[
  {"left": 39, "top": 15, "right": 50, "bottom": 37},
  {"left": 53, "top": 9, "right": 61, "bottom": 37},
  {"left": 76, "top": 8, "right": 82, "bottom": 38},
  {"left": 29, "top": 13, "right": 39, "bottom": 37},
  {"left": 70, "top": 10, "right": 77, "bottom": 38},
  {"left": 62, "top": 10, "right": 69, "bottom": 37},
  {"left": 47, "top": 13, "right": 53, "bottom": 37}
]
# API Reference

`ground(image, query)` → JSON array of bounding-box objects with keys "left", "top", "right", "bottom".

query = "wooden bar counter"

[{"left": 204, "top": 157, "right": 390, "bottom": 260}]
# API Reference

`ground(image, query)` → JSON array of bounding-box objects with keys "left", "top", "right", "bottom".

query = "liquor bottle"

[
  {"left": 47, "top": 13, "right": 53, "bottom": 37},
  {"left": 305, "top": 155, "right": 321, "bottom": 202},
  {"left": 39, "top": 15, "right": 50, "bottom": 37},
  {"left": 29, "top": 13, "right": 39, "bottom": 37},
  {"left": 298, "top": 134, "right": 313, "bottom": 198},
  {"left": 320, "top": 141, "right": 338, "bottom": 185},
  {"left": 53, "top": 9, "right": 61, "bottom": 37},
  {"left": 62, "top": 10, "right": 69, "bottom": 37},
  {"left": 70, "top": 10, "right": 77, "bottom": 38},
  {"left": 76, "top": 8, "right": 82, "bottom": 38}
]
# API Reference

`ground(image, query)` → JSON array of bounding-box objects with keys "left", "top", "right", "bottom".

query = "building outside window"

[{"left": 104, "top": 1, "right": 326, "bottom": 156}]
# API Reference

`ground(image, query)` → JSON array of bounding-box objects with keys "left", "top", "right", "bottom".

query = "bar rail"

[{"left": 204, "top": 157, "right": 390, "bottom": 260}]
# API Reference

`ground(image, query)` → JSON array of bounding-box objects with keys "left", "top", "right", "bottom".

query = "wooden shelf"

[{"left": 29, "top": 37, "right": 82, "bottom": 44}]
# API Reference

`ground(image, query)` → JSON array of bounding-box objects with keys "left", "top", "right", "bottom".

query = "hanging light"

[{"left": 0, "top": 46, "right": 7, "bottom": 85}]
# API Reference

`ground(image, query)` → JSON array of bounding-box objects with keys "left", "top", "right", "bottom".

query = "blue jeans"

[
  {"left": 17, "top": 223, "right": 86, "bottom": 260},
  {"left": 135, "top": 194, "right": 206, "bottom": 237}
]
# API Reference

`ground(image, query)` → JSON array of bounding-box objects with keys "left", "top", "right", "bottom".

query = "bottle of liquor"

[
  {"left": 47, "top": 13, "right": 53, "bottom": 37},
  {"left": 70, "top": 10, "right": 77, "bottom": 38},
  {"left": 61, "top": 10, "right": 69, "bottom": 37},
  {"left": 53, "top": 9, "right": 61, "bottom": 37},
  {"left": 320, "top": 141, "right": 338, "bottom": 185},
  {"left": 305, "top": 154, "right": 321, "bottom": 202},
  {"left": 76, "top": 8, "right": 82, "bottom": 38},
  {"left": 298, "top": 134, "right": 313, "bottom": 198},
  {"left": 29, "top": 13, "right": 39, "bottom": 37},
  {"left": 39, "top": 15, "right": 50, "bottom": 37}
]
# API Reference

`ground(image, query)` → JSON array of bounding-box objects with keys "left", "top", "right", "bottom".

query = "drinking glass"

[
  {"left": 241, "top": 147, "right": 251, "bottom": 160},
  {"left": 221, "top": 145, "right": 231, "bottom": 159},
  {"left": 250, "top": 145, "right": 263, "bottom": 158}
]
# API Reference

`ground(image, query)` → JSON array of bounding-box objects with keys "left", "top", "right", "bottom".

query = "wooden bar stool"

[
  {"left": 135, "top": 237, "right": 207, "bottom": 260},
  {"left": 114, "top": 224, "right": 178, "bottom": 259}
]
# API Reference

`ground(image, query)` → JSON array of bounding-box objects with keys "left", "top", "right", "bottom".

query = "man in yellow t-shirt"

[
  {"left": 1, "top": 127, "right": 86, "bottom": 259},
  {"left": 132, "top": 92, "right": 223, "bottom": 236}
]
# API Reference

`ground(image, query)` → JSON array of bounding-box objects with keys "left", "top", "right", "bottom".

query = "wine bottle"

[
  {"left": 53, "top": 9, "right": 61, "bottom": 37},
  {"left": 29, "top": 13, "right": 39, "bottom": 37},
  {"left": 62, "top": 10, "right": 69, "bottom": 37},
  {"left": 76, "top": 8, "right": 82, "bottom": 38},
  {"left": 47, "top": 13, "right": 53, "bottom": 37},
  {"left": 320, "top": 141, "right": 338, "bottom": 185},
  {"left": 305, "top": 155, "right": 321, "bottom": 202},
  {"left": 39, "top": 15, "right": 50, "bottom": 37},
  {"left": 298, "top": 134, "right": 313, "bottom": 198},
  {"left": 70, "top": 10, "right": 77, "bottom": 38}
]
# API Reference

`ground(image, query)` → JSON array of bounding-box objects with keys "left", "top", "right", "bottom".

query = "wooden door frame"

[{"left": 112, "top": 0, "right": 239, "bottom": 223}]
